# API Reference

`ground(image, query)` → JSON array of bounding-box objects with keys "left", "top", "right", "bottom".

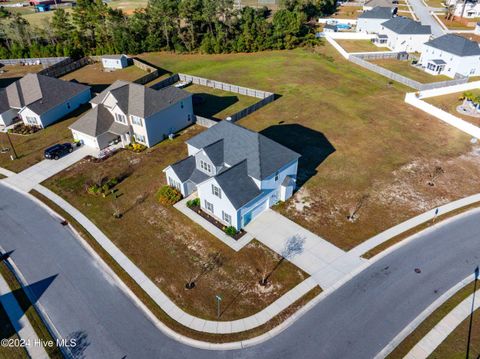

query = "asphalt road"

[
  {"left": 407, "top": 0, "right": 445, "bottom": 37},
  {"left": 1, "top": 182, "right": 479, "bottom": 359}
]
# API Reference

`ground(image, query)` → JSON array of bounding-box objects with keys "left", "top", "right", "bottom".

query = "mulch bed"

[{"left": 188, "top": 204, "right": 246, "bottom": 240}]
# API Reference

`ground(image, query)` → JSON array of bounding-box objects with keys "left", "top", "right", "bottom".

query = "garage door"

[
  {"left": 72, "top": 131, "right": 99, "bottom": 150},
  {"left": 243, "top": 200, "right": 268, "bottom": 226}
]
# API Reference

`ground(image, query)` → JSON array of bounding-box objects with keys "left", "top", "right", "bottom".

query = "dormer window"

[
  {"left": 131, "top": 115, "right": 143, "bottom": 127},
  {"left": 200, "top": 160, "right": 212, "bottom": 173},
  {"left": 274, "top": 171, "right": 279, "bottom": 181},
  {"left": 115, "top": 113, "right": 126, "bottom": 124},
  {"left": 212, "top": 184, "right": 222, "bottom": 198}
]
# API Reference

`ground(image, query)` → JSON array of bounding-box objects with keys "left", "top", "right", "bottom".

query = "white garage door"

[{"left": 72, "top": 131, "right": 99, "bottom": 150}]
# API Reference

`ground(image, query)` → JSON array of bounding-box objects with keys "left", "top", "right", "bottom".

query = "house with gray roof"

[
  {"left": 377, "top": 17, "right": 431, "bottom": 52},
  {"left": 101, "top": 54, "right": 130, "bottom": 70},
  {"left": 163, "top": 120, "right": 301, "bottom": 230},
  {"left": 419, "top": 34, "right": 480, "bottom": 78},
  {"left": 0, "top": 73, "right": 91, "bottom": 128},
  {"left": 363, "top": 0, "right": 396, "bottom": 11},
  {"left": 357, "top": 7, "right": 396, "bottom": 34},
  {"left": 70, "top": 80, "right": 193, "bottom": 150}
]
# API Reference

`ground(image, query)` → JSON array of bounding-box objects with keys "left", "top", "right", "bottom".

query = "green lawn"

[
  {"left": 370, "top": 58, "right": 451, "bottom": 83},
  {"left": 335, "top": 40, "right": 386, "bottom": 53},
  {"left": 183, "top": 84, "right": 260, "bottom": 120}
]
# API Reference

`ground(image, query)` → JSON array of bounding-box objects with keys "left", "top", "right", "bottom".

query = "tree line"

[{"left": 0, "top": 0, "right": 335, "bottom": 59}]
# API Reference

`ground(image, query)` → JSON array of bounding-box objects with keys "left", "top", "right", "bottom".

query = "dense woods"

[{"left": 0, "top": 0, "right": 335, "bottom": 59}]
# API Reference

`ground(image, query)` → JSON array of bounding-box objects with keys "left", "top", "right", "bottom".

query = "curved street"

[{"left": 0, "top": 182, "right": 479, "bottom": 358}]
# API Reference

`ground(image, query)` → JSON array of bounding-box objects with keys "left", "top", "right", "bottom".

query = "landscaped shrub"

[
  {"left": 223, "top": 226, "right": 237, "bottom": 237},
  {"left": 126, "top": 143, "right": 147, "bottom": 153},
  {"left": 10, "top": 123, "right": 41, "bottom": 135},
  {"left": 86, "top": 177, "right": 118, "bottom": 196},
  {"left": 186, "top": 198, "right": 200, "bottom": 208},
  {"left": 157, "top": 186, "right": 182, "bottom": 205}
]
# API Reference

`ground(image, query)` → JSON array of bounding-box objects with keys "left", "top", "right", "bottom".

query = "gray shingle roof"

[
  {"left": 202, "top": 139, "right": 224, "bottom": 166},
  {"left": 359, "top": 6, "right": 393, "bottom": 19},
  {"left": 69, "top": 104, "right": 128, "bottom": 137},
  {"left": 168, "top": 156, "right": 210, "bottom": 185},
  {"left": 0, "top": 90, "right": 10, "bottom": 114},
  {"left": 214, "top": 160, "right": 262, "bottom": 209},
  {"left": 90, "top": 80, "right": 191, "bottom": 118},
  {"left": 424, "top": 34, "right": 480, "bottom": 56},
  {"left": 364, "top": 0, "right": 395, "bottom": 8},
  {"left": 102, "top": 54, "right": 128, "bottom": 60},
  {"left": 3, "top": 73, "right": 90, "bottom": 115},
  {"left": 187, "top": 121, "right": 301, "bottom": 180},
  {"left": 382, "top": 17, "right": 431, "bottom": 34}
]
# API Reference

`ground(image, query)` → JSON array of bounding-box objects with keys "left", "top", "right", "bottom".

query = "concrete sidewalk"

[
  {"left": 0, "top": 272, "right": 49, "bottom": 359},
  {"left": 245, "top": 209, "right": 366, "bottom": 289},
  {"left": 405, "top": 288, "right": 480, "bottom": 359},
  {"left": 2, "top": 146, "right": 97, "bottom": 192}
]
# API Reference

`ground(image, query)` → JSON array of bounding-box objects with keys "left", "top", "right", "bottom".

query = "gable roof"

[
  {"left": 359, "top": 6, "right": 393, "bottom": 19},
  {"left": 186, "top": 121, "right": 301, "bottom": 180},
  {"left": 168, "top": 156, "right": 210, "bottom": 185},
  {"left": 0, "top": 73, "right": 90, "bottom": 115},
  {"left": 3, "top": 73, "right": 90, "bottom": 115},
  {"left": 382, "top": 17, "right": 431, "bottom": 34},
  {"left": 91, "top": 81, "right": 191, "bottom": 118},
  {"left": 214, "top": 160, "right": 262, "bottom": 209},
  {"left": 69, "top": 104, "right": 128, "bottom": 137},
  {"left": 0, "top": 90, "right": 10, "bottom": 114},
  {"left": 102, "top": 54, "right": 128, "bottom": 60},
  {"left": 423, "top": 34, "right": 480, "bottom": 56},
  {"left": 202, "top": 139, "right": 224, "bottom": 166}
]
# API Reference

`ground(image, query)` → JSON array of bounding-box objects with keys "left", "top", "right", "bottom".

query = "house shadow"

[
  {"left": 0, "top": 77, "right": 21, "bottom": 89},
  {"left": 0, "top": 274, "right": 57, "bottom": 340},
  {"left": 260, "top": 124, "right": 335, "bottom": 187},
  {"left": 192, "top": 93, "right": 239, "bottom": 120},
  {"left": 68, "top": 80, "right": 111, "bottom": 95}
]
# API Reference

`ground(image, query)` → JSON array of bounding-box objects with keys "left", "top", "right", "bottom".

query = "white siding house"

[
  {"left": 418, "top": 34, "right": 480, "bottom": 78},
  {"left": 0, "top": 73, "right": 91, "bottom": 129},
  {"left": 163, "top": 121, "right": 301, "bottom": 230},
  {"left": 445, "top": 0, "right": 480, "bottom": 18},
  {"left": 378, "top": 17, "right": 431, "bottom": 52},
  {"left": 70, "top": 80, "right": 194, "bottom": 150},
  {"left": 357, "top": 7, "right": 395, "bottom": 34},
  {"left": 101, "top": 55, "right": 129, "bottom": 70}
]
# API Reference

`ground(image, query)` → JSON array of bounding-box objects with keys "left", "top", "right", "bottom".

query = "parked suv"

[{"left": 44, "top": 143, "right": 73, "bottom": 160}]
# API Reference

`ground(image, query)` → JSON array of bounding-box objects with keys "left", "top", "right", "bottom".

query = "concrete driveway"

[
  {"left": 244, "top": 209, "right": 366, "bottom": 289},
  {"left": 2, "top": 145, "right": 97, "bottom": 192}
]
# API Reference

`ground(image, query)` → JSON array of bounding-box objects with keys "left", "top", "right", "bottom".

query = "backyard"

[
  {"left": 43, "top": 125, "right": 309, "bottom": 322},
  {"left": 0, "top": 64, "right": 42, "bottom": 87},
  {"left": 425, "top": 89, "right": 480, "bottom": 126},
  {"left": 335, "top": 40, "right": 385, "bottom": 53},
  {"left": 138, "top": 47, "right": 479, "bottom": 250},
  {"left": 61, "top": 62, "right": 148, "bottom": 93},
  {"left": 330, "top": 6, "right": 362, "bottom": 19},
  {"left": 436, "top": 14, "right": 479, "bottom": 30},
  {"left": 369, "top": 58, "right": 451, "bottom": 83},
  {"left": 0, "top": 105, "right": 88, "bottom": 173}
]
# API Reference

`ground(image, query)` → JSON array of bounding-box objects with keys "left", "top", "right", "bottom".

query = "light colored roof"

[
  {"left": 424, "top": 34, "right": 480, "bottom": 56},
  {"left": 382, "top": 16, "right": 431, "bottom": 34},
  {"left": 364, "top": 0, "right": 395, "bottom": 8},
  {"left": 91, "top": 80, "right": 191, "bottom": 118},
  {"left": 69, "top": 104, "right": 128, "bottom": 137},
  {"left": 186, "top": 121, "right": 301, "bottom": 180},
  {"left": 102, "top": 54, "right": 128, "bottom": 60},
  {"left": 3, "top": 73, "right": 90, "bottom": 115},
  {"left": 359, "top": 6, "right": 394, "bottom": 19}
]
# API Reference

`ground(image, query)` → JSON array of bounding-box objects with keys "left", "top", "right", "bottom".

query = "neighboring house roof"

[
  {"left": 168, "top": 156, "right": 210, "bottom": 185},
  {"left": 91, "top": 80, "right": 191, "bottom": 118},
  {"left": 324, "top": 24, "right": 337, "bottom": 30},
  {"left": 187, "top": 121, "right": 301, "bottom": 180},
  {"left": 359, "top": 6, "right": 393, "bottom": 19},
  {"left": 0, "top": 90, "right": 10, "bottom": 114},
  {"left": 423, "top": 34, "right": 480, "bottom": 56},
  {"left": 102, "top": 54, "right": 128, "bottom": 60},
  {"left": 431, "top": 59, "right": 447, "bottom": 65},
  {"left": 3, "top": 73, "right": 90, "bottom": 116},
  {"left": 364, "top": 0, "right": 395, "bottom": 8},
  {"left": 69, "top": 104, "right": 128, "bottom": 137},
  {"left": 381, "top": 17, "right": 431, "bottom": 34},
  {"left": 214, "top": 160, "right": 262, "bottom": 209}
]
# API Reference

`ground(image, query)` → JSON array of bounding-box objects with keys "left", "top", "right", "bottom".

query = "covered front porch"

[{"left": 424, "top": 59, "right": 446, "bottom": 76}]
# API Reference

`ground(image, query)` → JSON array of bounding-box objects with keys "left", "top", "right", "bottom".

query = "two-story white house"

[
  {"left": 357, "top": 7, "right": 395, "bottom": 34},
  {"left": 418, "top": 34, "right": 480, "bottom": 78},
  {"left": 70, "top": 80, "right": 194, "bottom": 150},
  {"left": 377, "top": 17, "right": 431, "bottom": 52},
  {"left": 0, "top": 73, "right": 91, "bottom": 128},
  {"left": 163, "top": 121, "right": 301, "bottom": 230},
  {"left": 445, "top": 0, "right": 480, "bottom": 18}
]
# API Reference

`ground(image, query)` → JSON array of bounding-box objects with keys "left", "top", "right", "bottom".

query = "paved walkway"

[
  {"left": 0, "top": 272, "right": 49, "bottom": 359},
  {"left": 245, "top": 209, "right": 366, "bottom": 289},
  {"left": 2, "top": 146, "right": 96, "bottom": 192},
  {"left": 405, "top": 287, "right": 480, "bottom": 359},
  {"left": 409, "top": 0, "right": 445, "bottom": 37}
]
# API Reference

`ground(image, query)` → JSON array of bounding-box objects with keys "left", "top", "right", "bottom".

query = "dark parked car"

[{"left": 44, "top": 143, "right": 73, "bottom": 160}]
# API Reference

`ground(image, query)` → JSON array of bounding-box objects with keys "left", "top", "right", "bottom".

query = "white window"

[
  {"left": 131, "top": 115, "right": 143, "bottom": 126},
  {"left": 200, "top": 160, "right": 212, "bottom": 173},
  {"left": 25, "top": 116, "right": 37, "bottom": 125},
  {"left": 212, "top": 184, "right": 222, "bottom": 198},
  {"left": 115, "top": 113, "right": 126, "bottom": 124},
  {"left": 134, "top": 133, "right": 146, "bottom": 144},
  {"left": 204, "top": 200, "right": 214, "bottom": 213},
  {"left": 222, "top": 211, "right": 231, "bottom": 224}
]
